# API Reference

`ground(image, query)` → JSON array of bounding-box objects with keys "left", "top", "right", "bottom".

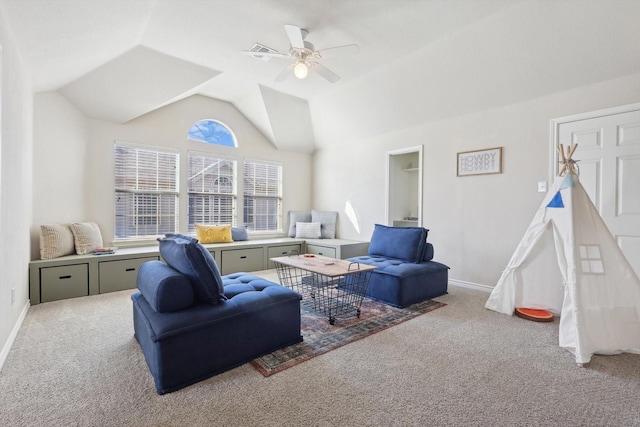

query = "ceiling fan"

[{"left": 241, "top": 24, "right": 359, "bottom": 83}]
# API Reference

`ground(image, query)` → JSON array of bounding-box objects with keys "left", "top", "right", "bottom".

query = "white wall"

[
  {"left": 31, "top": 94, "right": 313, "bottom": 250},
  {"left": 312, "top": 73, "right": 640, "bottom": 287},
  {"left": 31, "top": 92, "right": 87, "bottom": 259},
  {"left": 307, "top": 0, "right": 640, "bottom": 289},
  {"left": 0, "top": 4, "right": 33, "bottom": 369}
]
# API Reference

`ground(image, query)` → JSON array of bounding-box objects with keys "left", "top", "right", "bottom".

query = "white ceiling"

[{"left": 2, "top": 0, "right": 640, "bottom": 152}]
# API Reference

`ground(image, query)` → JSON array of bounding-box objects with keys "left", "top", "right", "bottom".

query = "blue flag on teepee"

[
  {"left": 559, "top": 174, "right": 575, "bottom": 190},
  {"left": 547, "top": 174, "right": 575, "bottom": 208},
  {"left": 547, "top": 191, "right": 564, "bottom": 208}
]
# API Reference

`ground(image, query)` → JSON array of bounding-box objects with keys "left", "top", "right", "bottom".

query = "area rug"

[{"left": 250, "top": 298, "right": 446, "bottom": 376}]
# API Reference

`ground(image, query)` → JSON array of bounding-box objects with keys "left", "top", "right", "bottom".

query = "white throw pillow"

[
  {"left": 69, "top": 222, "right": 104, "bottom": 255},
  {"left": 40, "top": 224, "right": 76, "bottom": 259},
  {"left": 288, "top": 211, "right": 312, "bottom": 237},
  {"left": 295, "top": 222, "right": 321, "bottom": 239}
]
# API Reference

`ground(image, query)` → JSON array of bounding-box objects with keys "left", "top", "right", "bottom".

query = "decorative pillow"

[
  {"left": 137, "top": 261, "right": 194, "bottom": 313},
  {"left": 311, "top": 210, "right": 338, "bottom": 239},
  {"left": 288, "top": 211, "right": 312, "bottom": 237},
  {"left": 295, "top": 222, "right": 321, "bottom": 239},
  {"left": 231, "top": 226, "right": 249, "bottom": 241},
  {"left": 423, "top": 242, "right": 434, "bottom": 262},
  {"left": 195, "top": 224, "right": 233, "bottom": 243},
  {"left": 69, "top": 222, "right": 104, "bottom": 255},
  {"left": 158, "top": 234, "right": 225, "bottom": 304},
  {"left": 368, "top": 224, "right": 427, "bottom": 263},
  {"left": 40, "top": 224, "right": 76, "bottom": 259}
]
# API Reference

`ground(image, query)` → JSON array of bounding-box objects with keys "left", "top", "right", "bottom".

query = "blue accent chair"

[
  {"left": 132, "top": 235, "right": 302, "bottom": 394},
  {"left": 347, "top": 224, "right": 449, "bottom": 308}
]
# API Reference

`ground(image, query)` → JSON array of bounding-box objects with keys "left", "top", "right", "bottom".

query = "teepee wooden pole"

[
  {"left": 556, "top": 143, "right": 579, "bottom": 176},
  {"left": 557, "top": 144, "right": 567, "bottom": 176},
  {"left": 558, "top": 144, "right": 566, "bottom": 162},
  {"left": 569, "top": 143, "right": 579, "bottom": 159}
]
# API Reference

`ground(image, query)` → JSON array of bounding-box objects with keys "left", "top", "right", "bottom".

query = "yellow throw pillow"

[{"left": 195, "top": 224, "right": 233, "bottom": 244}]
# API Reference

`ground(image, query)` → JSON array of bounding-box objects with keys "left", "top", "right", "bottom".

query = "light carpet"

[{"left": 1, "top": 275, "right": 640, "bottom": 426}]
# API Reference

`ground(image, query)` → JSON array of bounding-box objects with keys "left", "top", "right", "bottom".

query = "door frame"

[{"left": 385, "top": 145, "right": 423, "bottom": 227}]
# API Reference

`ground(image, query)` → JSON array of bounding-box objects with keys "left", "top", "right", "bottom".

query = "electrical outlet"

[
  {"left": 537, "top": 181, "right": 547, "bottom": 193},
  {"left": 11, "top": 288, "right": 15, "bottom": 305}
]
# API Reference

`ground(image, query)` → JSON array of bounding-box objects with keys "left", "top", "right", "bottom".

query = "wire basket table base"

[{"left": 273, "top": 255, "right": 375, "bottom": 325}]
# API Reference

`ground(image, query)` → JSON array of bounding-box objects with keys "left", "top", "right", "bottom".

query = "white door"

[{"left": 552, "top": 104, "right": 640, "bottom": 277}]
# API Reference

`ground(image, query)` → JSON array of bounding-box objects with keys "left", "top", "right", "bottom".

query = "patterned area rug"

[{"left": 250, "top": 298, "right": 446, "bottom": 377}]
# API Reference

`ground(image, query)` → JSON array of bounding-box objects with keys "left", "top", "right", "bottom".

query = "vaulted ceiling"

[{"left": 2, "top": 0, "right": 639, "bottom": 152}]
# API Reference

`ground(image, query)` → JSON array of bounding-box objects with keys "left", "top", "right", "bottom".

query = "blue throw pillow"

[
  {"left": 137, "top": 261, "right": 195, "bottom": 313},
  {"left": 158, "top": 234, "right": 225, "bottom": 304},
  {"left": 423, "top": 242, "right": 434, "bottom": 261},
  {"left": 231, "top": 226, "right": 249, "bottom": 241},
  {"left": 367, "top": 224, "right": 427, "bottom": 263}
]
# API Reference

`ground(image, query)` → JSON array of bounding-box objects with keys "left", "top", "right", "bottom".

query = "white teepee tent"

[{"left": 485, "top": 145, "right": 640, "bottom": 364}]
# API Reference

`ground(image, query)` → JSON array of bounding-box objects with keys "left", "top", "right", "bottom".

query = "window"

[
  {"left": 114, "top": 143, "right": 179, "bottom": 239},
  {"left": 243, "top": 160, "right": 282, "bottom": 232},
  {"left": 187, "top": 119, "right": 237, "bottom": 147},
  {"left": 579, "top": 244, "right": 604, "bottom": 274},
  {"left": 187, "top": 153, "right": 237, "bottom": 232}
]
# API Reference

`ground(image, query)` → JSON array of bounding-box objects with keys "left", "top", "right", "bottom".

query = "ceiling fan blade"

[
  {"left": 284, "top": 24, "right": 305, "bottom": 49},
  {"left": 240, "top": 50, "right": 290, "bottom": 59},
  {"left": 274, "top": 63, "right": 294, "bottom": 82},
  {"left": 316, "top": 44, "right": 360, "bottom": 59},
  {"left": 309, "top": 62, "right": 340, "bottom": 83}
]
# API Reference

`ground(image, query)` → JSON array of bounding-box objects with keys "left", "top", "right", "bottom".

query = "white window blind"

[
  {"left": 114, "top": 143, "right": 179, "bottom": 239},
  {"left": 187, "top": 153, "right": 237, "bottom": 232},
  {"left": 243, "top": 160, "right": 282, "bottom": 232}
]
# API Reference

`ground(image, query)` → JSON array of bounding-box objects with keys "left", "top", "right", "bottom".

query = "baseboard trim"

[
  {"left": 449, "top": 279, "right": 493, "bottom": 293},
  {"left": 0, "top": 300, "right": 30, "bottom": 372}
]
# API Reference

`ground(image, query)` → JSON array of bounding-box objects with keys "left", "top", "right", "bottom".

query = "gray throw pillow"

[{"left": 311, "top": 210, "right": 338, "bottom": 239}]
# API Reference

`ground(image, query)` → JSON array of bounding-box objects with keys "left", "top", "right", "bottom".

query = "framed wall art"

[{"left": 457, "top": 147, "right": 502, "bottom": 176}]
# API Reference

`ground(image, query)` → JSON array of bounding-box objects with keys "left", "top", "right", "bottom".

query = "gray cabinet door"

[
  {"left": 266, "top": 244, "right": 302, "bottom": 269},
  {"left": 98, "top": 257, "right": 159, "bottom": 293},
  {"left": 41, "top": 264, "right": 89, "bottom": 302},
  {"left": 220, "top": 248, "right": 264, "bottom": 275},
  {"left": 306, "top": 244, "right": 337, "bottom": 258}
]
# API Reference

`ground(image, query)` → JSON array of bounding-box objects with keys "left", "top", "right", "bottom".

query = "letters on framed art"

[{"left": 457, "top": 147, "right": 502, "bottom": 176}]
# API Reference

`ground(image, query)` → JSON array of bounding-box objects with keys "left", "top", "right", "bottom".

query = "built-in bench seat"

[{"left": 29, "top": 237, "right": 369, "bottom": 304}]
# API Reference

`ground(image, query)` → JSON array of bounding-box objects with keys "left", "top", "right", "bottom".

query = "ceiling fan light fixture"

[{"left": 294, "top": 61, "right": 309, "bottom": 79}]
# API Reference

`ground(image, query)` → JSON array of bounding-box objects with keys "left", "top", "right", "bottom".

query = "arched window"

[{"left": 187, "top": 119, "right": 237, "bottom": 147}]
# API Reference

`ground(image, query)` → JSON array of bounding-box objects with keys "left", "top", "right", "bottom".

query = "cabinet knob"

[
  {"left": 240, "top": 256, "right": 247, "bottom": 259},
  {"left": 125, "top": 268, "right": 136, "bottom": 272},
  {"left": 59, "top": 275, "right": 72, "bottom": 280}
]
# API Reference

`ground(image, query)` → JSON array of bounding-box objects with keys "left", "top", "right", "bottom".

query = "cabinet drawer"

[
  {"left": 99, "top": 256, "right": 158, "bottom": 293},
  {"left": 41, "top": 264, "right": 89, "bottom": 302},
  {"left": 266, "top": 244, "right": 302, "bottom": 269},
  {"left": 306, "top": 244, "right": 337, "bottom": 258},
  {"left": 221, "top": 248, "right": 264, "bottom": 275}
]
